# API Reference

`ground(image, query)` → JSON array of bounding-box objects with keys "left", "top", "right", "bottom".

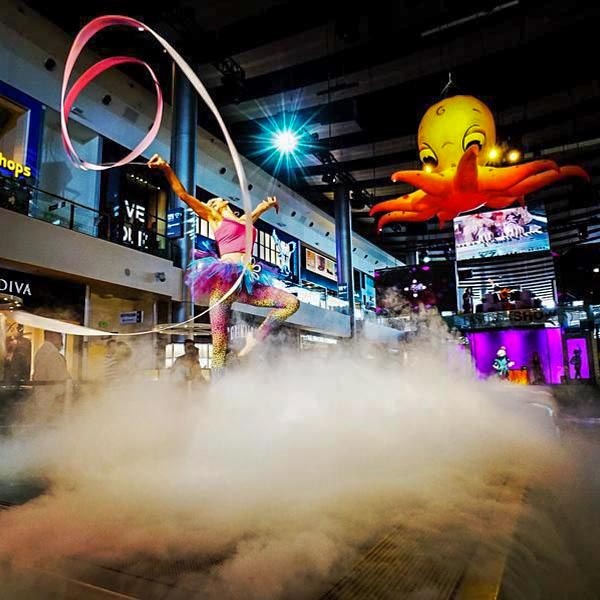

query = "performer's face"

[{"left": 207, "top": 198, "right": 229, "bottom": 214}]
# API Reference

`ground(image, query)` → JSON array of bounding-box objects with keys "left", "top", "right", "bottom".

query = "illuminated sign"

[
  {"left": 0, "top": 152, "right": 31, "bottom": 178},
  {"left": 167, "top": 209, "right": 184, "bottom": 239},
  {"left": 121, "top": 199, "right": 149, "bottom": 248},
  {"left": 305, "top": 247, "right": 337, "bottom": 282},
  {"left": 0, "top": 278, "right": 32, "bottom": 296}
]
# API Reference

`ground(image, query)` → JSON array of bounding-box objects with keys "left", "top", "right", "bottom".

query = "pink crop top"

[{"left": 214, "top": 216, "right": 257, "bottom": 255}]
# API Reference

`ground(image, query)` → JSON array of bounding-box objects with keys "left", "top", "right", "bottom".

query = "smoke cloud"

[{"left": 0, "top": 315, "right": 566, "bottom": 598}]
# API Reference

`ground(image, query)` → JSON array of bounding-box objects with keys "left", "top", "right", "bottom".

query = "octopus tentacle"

[
  {"left": 377, "top": 208, "right": 438, "bottom": 230},
  {"left": 369, "top": 190, "right": 435, "bottom": 216},
  {"left": 480, "top": 195, "right": 520, "bottom": 209},
  {"left": 505, "top": 166, "right": 589, "bottom": 197},
  {"left": 454, "top": 144, "right": 480, "bottom": 193},
  {"left": 390, "top": 169, "right": 451, "bottom": 196},
  {"left": 479, "top": 160, "right": 559, "bottom": 192}
]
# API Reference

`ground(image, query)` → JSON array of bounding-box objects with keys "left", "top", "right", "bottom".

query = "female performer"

[{"left": 148, "top": 154, "right": 300, "bottom": 373}]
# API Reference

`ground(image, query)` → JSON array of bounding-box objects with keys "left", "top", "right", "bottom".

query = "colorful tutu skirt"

[{"left": 184, "top": 240, "right": 279, "bottom": 301}]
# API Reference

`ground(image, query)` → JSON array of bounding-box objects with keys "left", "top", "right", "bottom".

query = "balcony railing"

[{"left": 0, "top": 175, "right": 172, "bottom": 260}]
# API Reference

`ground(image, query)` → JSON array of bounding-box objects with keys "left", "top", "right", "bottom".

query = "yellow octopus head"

[{"left": 417, "top": 95, "right": 497, "bottom": 173}]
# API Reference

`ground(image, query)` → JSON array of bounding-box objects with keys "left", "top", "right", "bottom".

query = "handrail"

[{"left": 0, "top": 175, "right": 173, "bottom": 259}]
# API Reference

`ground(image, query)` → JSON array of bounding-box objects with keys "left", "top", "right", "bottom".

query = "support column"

[
  {"left": 170, "top": 65, "right": 197, "bottom": 322},
  {"left": 334, "top": 183, "right": 355, "bottom": 337}
]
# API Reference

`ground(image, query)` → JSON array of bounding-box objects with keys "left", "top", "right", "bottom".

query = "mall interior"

[{"left": 1, "top": 1, "right": 600, "bottom": 598}]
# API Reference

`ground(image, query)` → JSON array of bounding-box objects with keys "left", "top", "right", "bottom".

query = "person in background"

[
  {"left": 32, "top": 330, "right": 71, "bottom": 409},
  {"left": 171, "top": 339, "right": 205, "bottom": 385},
  {"left": 103, "top": 339, "right": 119, "bottom": 383},
  {"left": 462, "top": 287, "right": 473, "bottom": 314},
  {"left": 530, "top": 351, "right": 545, "bottom": 385},
  {"left": 570, "top": 347, "right": 583, "bottom": 380},
  {"left": 33, "top": 331, "right": 69, "bottom": 382},
  {"left": 4, "top": 335, "right": 30, "bottom": 385},
  {"left": 114, "top": 340, "right": 134, "bottom": 381}
]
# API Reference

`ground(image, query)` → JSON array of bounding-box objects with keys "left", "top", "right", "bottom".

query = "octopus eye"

[
  {"left": 463, "top": 131, "right": 485, "bottom": 152},
  {"left": 419, "top": 148, "right": 438, "bottom": 168}
]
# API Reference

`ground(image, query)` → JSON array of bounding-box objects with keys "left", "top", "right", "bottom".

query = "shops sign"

[{"left": 0, "top": 152, "right": 31, "bottom": 178}]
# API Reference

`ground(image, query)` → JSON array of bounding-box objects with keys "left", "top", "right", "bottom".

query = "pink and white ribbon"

[{"left": 61, "top": 15, "right": 254, "bottom": 255}]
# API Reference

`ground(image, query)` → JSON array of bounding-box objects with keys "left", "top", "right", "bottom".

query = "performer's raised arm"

[
  {"left": 250, "top": 196, "right": 279, "bottom": 223},
  {"left": 148, "top": 154, "right": 217, "bottom": 221}
]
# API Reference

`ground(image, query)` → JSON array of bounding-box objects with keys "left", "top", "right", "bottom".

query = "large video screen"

[
  {"left": 453, "top": 204, "right": 550, "bottom": 261},
  {"left": 374, "top": 263, "right": 457, "bottom": 315}
]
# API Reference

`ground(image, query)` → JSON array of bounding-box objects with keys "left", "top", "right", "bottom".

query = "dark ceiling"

[{"left": 24, "top": 0, "right": 600, "bottom": 261}]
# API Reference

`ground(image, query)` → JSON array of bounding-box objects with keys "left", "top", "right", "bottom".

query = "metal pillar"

[
  {"left": 334, "top": 183, "right": 355, "bottom": 337},
  {"left": 170, "top": 65, "right": 197, "bottom": 322}
]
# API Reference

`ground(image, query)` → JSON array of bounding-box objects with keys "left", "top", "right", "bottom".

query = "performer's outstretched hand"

[
  {"left": 148, "top": 154, "right": 168, "bottom": 170},
  {"left": 264, "top": 196, "right": 279, "bottom": 213}
]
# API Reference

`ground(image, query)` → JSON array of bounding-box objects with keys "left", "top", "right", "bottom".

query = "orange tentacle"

[
  {"left": 377, "top": 208, "right": 437, "bottom": 230},
  {"left": 479, "top": 160, "right": 558, "bottom": 192},
  {"left": 369, "top": 190, "right": 435, "bottom": 216},
  {"left": 390, "top": 170, "right": 450, "bottom": 196},
  {"left": 505, "top": 165, "right": 589, "bottom": 197},
  {"left": 481, "top": 195, "right": 520, "bottom": 209},
  {"left": 454, "top": 144, "right": 479, "bottom": 193}
]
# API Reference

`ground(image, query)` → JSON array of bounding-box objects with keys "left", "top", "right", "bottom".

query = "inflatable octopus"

[{"left": 370, "top": 95, "right": 588, "bottom": 229}]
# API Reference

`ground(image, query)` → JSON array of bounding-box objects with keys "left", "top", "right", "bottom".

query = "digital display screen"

[{"left": 453, "top": 204, "right": 550, "bottom": 261}]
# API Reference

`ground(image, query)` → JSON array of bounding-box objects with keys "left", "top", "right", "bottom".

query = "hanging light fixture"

[{"left": 0, "top": 294, "right": 23, "bottom": 310}]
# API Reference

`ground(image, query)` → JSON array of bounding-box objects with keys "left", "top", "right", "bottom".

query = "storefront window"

[
  {"left": 0, "top": 95, "right": 28, "bottom": 168},
  {"left": 100, "top": 140, "right": 168, "bottom": 254},
  {"left": 36, "top": 109, "right": 102, "bottom": 236}
]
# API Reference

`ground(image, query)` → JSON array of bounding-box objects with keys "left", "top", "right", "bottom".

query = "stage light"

[
  {"left": 273, "top": 130, "right": 299, "bottom": 155},
  {"left": 254, "top": 111, "right": 316, "bottom": 174},
  {"left": 507, "top": 149, "right": 521, "bottom": 163},
  {"left": 593, "top": 267, "right": 599, "bottom": 273},
  {"left": 487, "top": 147, "right": 500, "bottom": 161}
]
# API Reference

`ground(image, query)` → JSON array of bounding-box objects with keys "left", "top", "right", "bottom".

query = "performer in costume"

[
  {"left": 492, "top": 346, "right": 514, "bottom": 380},
  {"left": 148, "top": 154, "right": 300, "bottom": 372}
]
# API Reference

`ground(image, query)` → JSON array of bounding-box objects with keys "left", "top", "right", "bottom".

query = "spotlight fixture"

[
  {"left": 507, "top": 149, "right": 521, "bottom": 163},
  {"left": 219, "top": 167, "right": 227, "bottom": 175},
  {"left": 44, "top": 57, "right": 56, "bottom": 71},
  {"left": 155, "top": 272, "right": 166, "bottom": 282},
  {"left": 102, "top": 94, "right": 112, "bottom": 105},
  {"left": 322, "top": 170, "right": 338, "bottom": 185},
  {"left": 273, "top": 130, "right": 299, "bottom": 155}
]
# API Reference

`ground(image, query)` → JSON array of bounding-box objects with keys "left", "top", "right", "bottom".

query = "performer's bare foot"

[{"left": 237, "top": 332, "right": 258, "bottom": 358}]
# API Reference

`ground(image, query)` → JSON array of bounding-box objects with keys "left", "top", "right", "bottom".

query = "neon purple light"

[{"left": 467, "top": 328, "right": 564, "bottom": 384}]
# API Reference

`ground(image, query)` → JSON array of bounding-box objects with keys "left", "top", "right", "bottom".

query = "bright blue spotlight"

[{"left": 273, "top": 130, "right": 299, "bottom": 155}]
